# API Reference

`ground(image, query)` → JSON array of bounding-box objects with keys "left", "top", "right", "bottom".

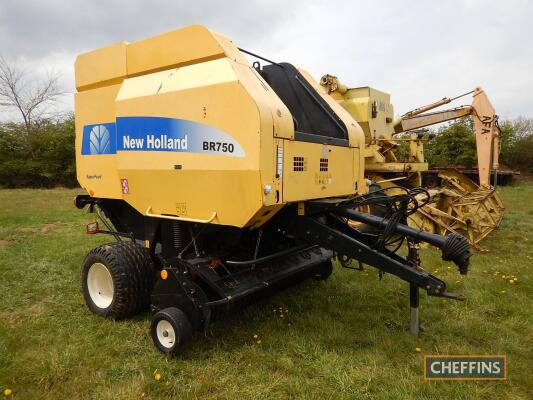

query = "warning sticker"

[{"left": 120, "top": 178, "right": 129, "bottom": 194}]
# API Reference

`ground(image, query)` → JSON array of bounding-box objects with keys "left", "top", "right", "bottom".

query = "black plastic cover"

[{"left": 260, "top": 63, "right": 348, "bottom": 145}]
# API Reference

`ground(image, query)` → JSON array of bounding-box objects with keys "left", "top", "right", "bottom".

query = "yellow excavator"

[{"left": 320, "top": 76, "right": 504, "bottom": 250}]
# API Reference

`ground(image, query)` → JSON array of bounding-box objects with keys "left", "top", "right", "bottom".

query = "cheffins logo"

[
  {"left": 424, "top": 355, "right": 506, "bottom": 380},
  {"left": 81, "top": 123, "right": 116, "bottom": 155},
  {"left": 81, "top": 117, "right": 244, "bottom": 157}
]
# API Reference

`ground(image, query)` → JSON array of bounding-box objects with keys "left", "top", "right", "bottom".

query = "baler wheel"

[
  {"left": 151, "top": 307, "right": 193, "bottom": 355},
  {"left": 81, "top": 242, "right": 154, "bottom": 319}
]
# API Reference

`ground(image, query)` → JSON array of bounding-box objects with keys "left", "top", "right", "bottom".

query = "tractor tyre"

[
  {"left": 81, "top": 241, "right": 155, "bottom": 319},
  {"left": 151, "top": 307, "right": 193, "bottom": 355}
]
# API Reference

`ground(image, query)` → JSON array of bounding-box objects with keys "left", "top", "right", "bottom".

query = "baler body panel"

[
  {"left": 75, "top": 84, "right": 123, "bottom": 199},
  {"left": 75, "top": 25, "right": 366, "bottom": 227},
  {"left": 282, "top": 140, "right": 357, "bottom": 202}
]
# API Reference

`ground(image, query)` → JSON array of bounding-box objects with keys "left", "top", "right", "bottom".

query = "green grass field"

[{"left": 0, "top": 184, "right": 532, "bottom": 399}]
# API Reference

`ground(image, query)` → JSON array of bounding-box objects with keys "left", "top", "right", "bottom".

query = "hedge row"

[{"left": 0, "top": 116, "right": 531, "bottom": 188}]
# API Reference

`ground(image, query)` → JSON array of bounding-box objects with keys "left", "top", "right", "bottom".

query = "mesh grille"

[
  {"left": 319, "top": 158, "right": 329, "bottom": 172},
  {"left": 293, "top": 156, "right": 306, "bottom": 171}
]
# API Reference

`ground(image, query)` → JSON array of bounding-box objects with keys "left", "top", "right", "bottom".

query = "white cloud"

[{"left": 1, "top": 0, "right": 532, "bottom": 121}]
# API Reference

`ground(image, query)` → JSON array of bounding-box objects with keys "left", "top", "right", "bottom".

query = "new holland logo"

[
  {"left": 81, "top": 122, "right": 116, "bottom": 155},
  {"left": 89, "top": 125, "right": 111, "bottom": 155},
  {"left": 81, "top": 117, "right": 244, "bottom": 157}
]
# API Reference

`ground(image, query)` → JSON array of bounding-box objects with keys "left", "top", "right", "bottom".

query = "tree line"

[
  {"left": 0, "top": 56, "right": 76, "bottom": 187},
  {"left": 0, "top": 57, "right": 531, "bottom": 188},
  {"left": 0, "top": 116, "right": 76, "bottom": 187},
  {"left": 2, "top": 114, "right": 530, "bottom": 188},
  {"left": 424, "top": 117, "right": 533, "bottom": 173}
]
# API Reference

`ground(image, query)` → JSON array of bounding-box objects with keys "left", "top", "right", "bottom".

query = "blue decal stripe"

[{"left": 81, "top": 117, "right": 244, "bottom": 157}]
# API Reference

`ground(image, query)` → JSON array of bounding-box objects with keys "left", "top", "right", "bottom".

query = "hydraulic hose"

[{"left": 335, "top": 208, "right": 472, "bottom": 272}]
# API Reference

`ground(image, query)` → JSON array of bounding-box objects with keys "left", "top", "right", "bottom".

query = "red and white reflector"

[{"left": 86, "top": 221, "right": 99, "bottom": 234}]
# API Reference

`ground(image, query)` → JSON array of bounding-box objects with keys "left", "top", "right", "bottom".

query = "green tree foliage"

[
  {"left": 0, "top": 56, "right": 74, "bottom": 188},
  {"left": 507, "top": 135, "right": 533, "bottom": 172},
  {"left": 498, "top": 118, "right": 533, "bottom": 172},
  {"left": 424, "top": 118, "right": 477, "bottom": 168},
  {"left": 0, "top": 115, "right": 76, "bottom": 187},
  {"left": 424, "top": 117, "right": 533, "bottom": 172}
]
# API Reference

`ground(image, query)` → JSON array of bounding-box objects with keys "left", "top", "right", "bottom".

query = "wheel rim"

[
  {"left": 87, "top": 262, "right": 114, "bottom": 309},
  {"left": 156, "top": 320, "right": 176, "bottom": 349}
]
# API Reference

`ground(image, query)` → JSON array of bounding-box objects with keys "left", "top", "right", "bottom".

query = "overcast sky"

[{"left": 1, "top": 0, "right": 532, "bottom": 121}]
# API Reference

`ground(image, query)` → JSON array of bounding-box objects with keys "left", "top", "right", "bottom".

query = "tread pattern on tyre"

[
  {"left": 151, "top": 307, "right": 192, "bottom": 354},
  {"left": 81, "top": 241, "right": 155, "bottom": 319}
]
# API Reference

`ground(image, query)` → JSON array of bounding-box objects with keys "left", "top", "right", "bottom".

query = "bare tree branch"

[{"left": 0, "top": 56, "right": 63, "bottom": 136}]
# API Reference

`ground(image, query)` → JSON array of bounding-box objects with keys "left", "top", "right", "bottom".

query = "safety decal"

[{"left": 120, "top": 178, "right": 129, "bottom": 194}]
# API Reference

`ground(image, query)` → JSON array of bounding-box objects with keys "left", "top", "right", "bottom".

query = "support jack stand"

[
  {"left": 407, "top": 240, "right": 421, "bottom": 337},
  {"left": 410, "top": 283, "right": 420, "bottom": 337}
]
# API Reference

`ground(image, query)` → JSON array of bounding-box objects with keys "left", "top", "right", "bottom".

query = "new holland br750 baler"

[{"left": 74, "top": 25, "right": 471, "bottom": 354}]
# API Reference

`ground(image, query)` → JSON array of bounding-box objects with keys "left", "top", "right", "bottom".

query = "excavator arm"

[
  {"left": 393, "top": 88, "right": 500, "bottom": 188},
  {"left": 394, "top": 107, "right": 472, "bottom": 132},
  {"left": 471, "top": 88, "right": 500, "bottom": 188}
]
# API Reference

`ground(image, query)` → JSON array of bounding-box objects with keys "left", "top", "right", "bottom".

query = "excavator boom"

[
  {"left": 395, "top": 106, "right": 472, "bottom": 132},
  {"left": 394, "top": 87, "right": 500, "bottom": 188}
]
